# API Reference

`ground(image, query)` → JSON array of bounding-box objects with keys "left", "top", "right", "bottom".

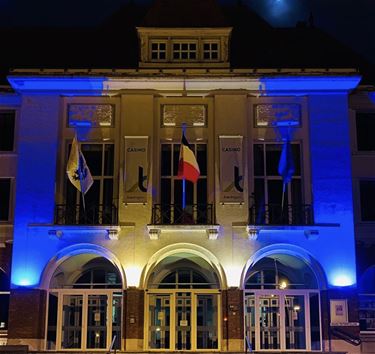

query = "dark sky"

[{"left": 1, "top": 0, "right": 374, "bottom": 64}]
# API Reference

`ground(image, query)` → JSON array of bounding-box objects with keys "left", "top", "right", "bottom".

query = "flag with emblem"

[{"left": 66, "top": 135, "right": 93, "bottom": 194}]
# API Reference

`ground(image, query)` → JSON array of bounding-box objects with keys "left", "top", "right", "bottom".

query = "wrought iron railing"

[
  {"left": 249, "top": 204, "right": 314, "bottom": 226},
  {"left": 151, "top": 204, "right": 214, "bottom": 225},
  {"left": 55, "top": 204, "right": 118, "bottom": 225}
]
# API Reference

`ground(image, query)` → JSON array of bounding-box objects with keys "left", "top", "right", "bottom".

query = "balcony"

[
  {"left": 55, "top": 204, "right": 118, "bottom": 226},
  {"left": 249, "top": 204, "right": 314, "bottom": 226},
  {"left": 151, "top": 204, "right": 214, "bottom": 225}
]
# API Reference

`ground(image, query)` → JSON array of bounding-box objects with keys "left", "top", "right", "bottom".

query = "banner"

[
  {"left": 219, "top": 136, "right": 244, "bottom": 203},
  {"left": 124, "top": 136, "right": 149, "bottom": 203}
]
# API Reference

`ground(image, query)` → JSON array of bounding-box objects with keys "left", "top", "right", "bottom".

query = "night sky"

[{"left": 0, "top": 0, "right": 374, "bottom": 64}]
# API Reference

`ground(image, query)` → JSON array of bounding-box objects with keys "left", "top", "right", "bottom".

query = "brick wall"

[
  {"left": 124, "top": 288, "right": 144, "bottom": 344},
  {"left": 222, "top": 288, "right": 244, "bottom": 341},
  {"left": 8, "top": 289, "right": 46, "bottom": 339}
]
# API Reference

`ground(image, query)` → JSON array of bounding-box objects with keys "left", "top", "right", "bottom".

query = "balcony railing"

[
  {"left": 55, "top": 204, "right": 118, "bottom": 225},
  {"left": 152, "top": 204, "right": 214, "bottom": 225},
  {"left": 249, "top": 204, "right": 314, "bottom": 226}
]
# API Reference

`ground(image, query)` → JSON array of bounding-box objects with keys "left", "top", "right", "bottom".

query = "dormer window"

[
  {"left": 150, "top": 41, "right": 167, "bottom": 61},
  {"left": 203, "top": 41, "right": 219, "bottom": 60},
  {"left": 137, "top": 27, "right": 232, "bottom": 68},
  {"left": 172, "top": 41, "right": 197, "bottom": 60}
]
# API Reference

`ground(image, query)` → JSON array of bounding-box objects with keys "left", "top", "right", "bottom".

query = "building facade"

[{"left": 0, "top": 1, "right": 374, "bottom": 353}]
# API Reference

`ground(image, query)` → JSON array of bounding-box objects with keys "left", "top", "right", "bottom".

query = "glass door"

[
  {"left": 259, "top": 295, "right": 281, "bottom": 350},
  {"left": 55, "top": 291, "right": 121, "bottom": 351},
  {"left": 86, "top": 294, "right": 108, "bottom": 349},
  {"left": 148, "top": 294, "right": 171, "bottom": 349},
  {"left": 146, "top": 290, "right": 220, "bottom": 351},
  {"left": 196, "top": 294, "right": 218, "bottom": 349},
  {"left": 61, "top": 295, "right": 83, "bottom": 349},
  {"left": 244, "top": 291, "right": 320, "bottom": 351},
  {"left": 175, "top": 292, "right": 191, "bottom": 350}
]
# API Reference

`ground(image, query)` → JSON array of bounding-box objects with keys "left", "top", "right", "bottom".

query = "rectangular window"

[
  {"left": 151, "top": 41, "right": 167, "bottom": 60},
  {"left": 160, "top": 143, "right": 208, "bottom": 224},
  {"left": 203, "top": 42, "right": 219, "bottom": 60},
  {"left": 252, "top": 143, "right": 304, "bottom": 224},
  {"left": 0, "top": 179, "right": 11, "bottom": 222},
  {"left": 359, "top": 180, "right": 375, "bottom": 221},
  {"left": 356, "top": 112, "right": 375, "bottom": 151},
  {"left": 172, "top": 42, "right": 197, "bottom": 60},
  {"left": 62, "top": 143, "right": 115, "bottom": 225},
  {"left": 0, "top": 110, "right": 15, "bottom": 151}
]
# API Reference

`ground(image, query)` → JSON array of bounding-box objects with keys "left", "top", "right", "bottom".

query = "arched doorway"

[
  {"left": 145, "top": 253, "right": 221, "bottom": 351},
  {"left": 46, "top": 255, "right": 123, "bottom": 351},
  {"left": 244, "top": 254, "right": 321, "bottom": 351}
]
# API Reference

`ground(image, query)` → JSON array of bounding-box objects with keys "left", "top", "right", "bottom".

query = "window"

[
  {"left": 356, "top": 112, "right": 375, "bottom": 151},
  {"left": 252, "top": 143, "right": 306, "bottom": 224},
  {"left": 60, "top": 143, "right": 115, "bottom": 225},
  {"left": 359, "top": 180, "right": 375, "bottom": 221},
  {"left": 253, "top": 142, "right": 302, "bottom": 206},
  {"left": 203, "top": 42, "right": 219, "bottom": 60},
  {"left": 159, "top": 142, "right": 208, "bottom": 224},
  {"left": 150, "top": 41, "right": 167, "bottom": 60},
  {"left": 0, "top": 179, "right": 11, "bottom": 222},
  {"left": 172, "top": 42, "right": 197, "bottom": 60},
  {"left": 0, "top": 110, "right": 15, "bottom": 151}
]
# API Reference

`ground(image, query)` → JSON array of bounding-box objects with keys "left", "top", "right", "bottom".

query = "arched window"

[{"left": 245, "top": 255, "right": 318, "bottom": 290}]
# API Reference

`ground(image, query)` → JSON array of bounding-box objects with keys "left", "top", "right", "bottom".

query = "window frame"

[
  {"left": 0, "top": 178, "right": 13, "bottom": 223},
  {"left": 149, "top": 40, "right": 168, "bottom": 62},
  {"left": 171, "top": 40, "right": 199, "bottom": 62},
  {"left": 64, "top": 140, "right": 116, "bottom": 208},
  {"left": 202, "top": 40, "right": 220, "bottom": 61},
  {"left": 0, "top": 109, "right": 16, "bottom": 153},
  {"left": 252, "top": 141, "right": 303, "bottom": 207}
]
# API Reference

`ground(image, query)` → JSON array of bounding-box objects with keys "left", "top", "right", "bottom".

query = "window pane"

[
  {"left": 103, "top": 179, "right": 113, "bottom": 206},
  {"left": 104, "top": 144, "right": 114, "bottom": 176},
  {"left": 197, "top": 144, "right": 207, "bottom": 176},
  {"left": 291, "top": 179, "right": 302, "bottom": 205},
  {"left": 161, "top": 178, "right": 171, "bottom": 205},
  {"left": 254, "top": 179, "right": 265, "bottom": 206},
  {"left": 46, "top": 292, "right": 58, "bottom": 350},
  {"left": 0, "top": 111, "right": 15, "bottom": 151},
  {"left": 292, "top": 144, "right": 301, "bottom": 176},
  {"left": 197, "top": 179, "right": 207, "bottom": 205},
  {"left": 254, "top": 144, "right": 264, "bottom": 176},
  {"left": 82, "top": 144, "right": 102, "bottom": 176},
  {"left": 360, "top": 181, "right": 375, "bottom": 221},
  {"left": 268, "top": 180, "right": 284, "bottom": 204},
  {"left": 161, "top": 144, "right": 172, "bottom": 176},
  {"left": 266, "top": 144, "right": 282, "bottom": 176},
  {"left": 85, "top": 180, "right": 100, "bottom": 206},
  {"left": 356, "top": 112, "right": 375, "bottom": 151},
  {"left": 0, "top": 179, "right": 11, "bottom": 221},
  {"left": 173, "top": 144, "right": 180, "bottom": 176}
]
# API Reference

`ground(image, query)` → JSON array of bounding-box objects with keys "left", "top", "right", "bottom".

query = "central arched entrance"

[
  {"left": 46, "top": 254, "right": 123, "bottom": 351},
  {"left": 144, "top": 252, "right": 222, "bottom": 351},
  {"left": 243, "top": 253, "right": 322, "bottom": 351}
]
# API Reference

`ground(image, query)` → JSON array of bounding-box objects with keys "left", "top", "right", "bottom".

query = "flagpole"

[
  {"left": 182, "top": 123, "right": 187, "bottom": 211},
  {"left": 76, "top": 133, "right": 86, "bottom": 213}
]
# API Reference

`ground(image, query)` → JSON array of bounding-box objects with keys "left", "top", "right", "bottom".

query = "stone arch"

[
  {"left": 140, "top": 243, "right": 227, "bottom": 289},
  {"left": 40, "top": 243, "right": 126, "bottom": 289},
  {"left": 241, "top": 243, "right": 327, "bottom": 290}
]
